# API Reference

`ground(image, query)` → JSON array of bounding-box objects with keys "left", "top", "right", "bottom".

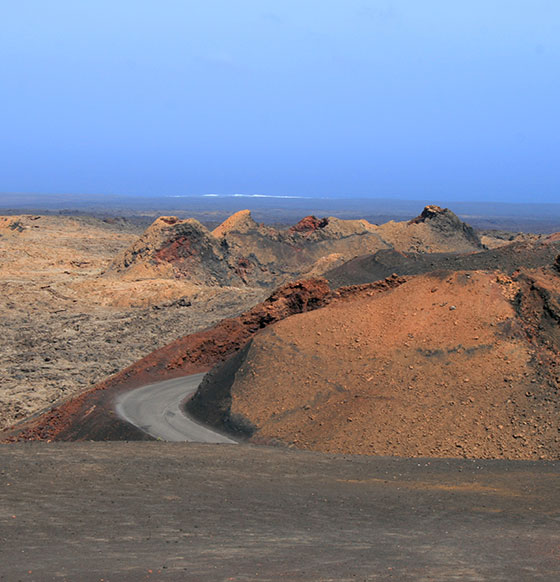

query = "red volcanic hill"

[
  {"left": 106, "top": 206, "right": 485, "bottom": 287},
  {"left": 6, "top": 255, "right": 560, "bottom": 461},
  {"left": 188, "top": 261, "right": 560, "bottom": 460}
]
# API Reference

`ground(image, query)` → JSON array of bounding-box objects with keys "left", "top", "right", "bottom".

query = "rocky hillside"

[
  {"left": 0, "top": 205, "right": 485, "bottom": 432},
  {"left": 188, "top": 260, "right": 560, "bottom": 460},
  {"left": 2, "top": 279, "right": 333, "bottom": 442},
  {"left": 107, "top": 206, "right": 485, "bottom": 287},
  {"left": 108, "top": 216, "right": 245, "bottom": 286}
]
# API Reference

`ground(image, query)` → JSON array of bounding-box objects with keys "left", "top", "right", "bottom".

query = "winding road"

[{"left": 115, "top": 373, "right": 237, "bottom": 443}]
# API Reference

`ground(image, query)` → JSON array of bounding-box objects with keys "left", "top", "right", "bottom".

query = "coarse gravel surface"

[{"left": 1, "top": 442, "right": 559, "bottom": 581}]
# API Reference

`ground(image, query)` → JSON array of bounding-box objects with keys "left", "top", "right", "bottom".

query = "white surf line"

[{"left": 115, "top": 373, "right": 237, "bottom": 444}]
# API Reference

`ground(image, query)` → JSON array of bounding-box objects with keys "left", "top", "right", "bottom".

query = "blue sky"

[{"left": 1, "top": 1, "right": 559, "bottom": 202}]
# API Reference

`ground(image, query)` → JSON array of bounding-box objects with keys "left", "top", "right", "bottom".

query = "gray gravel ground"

[{"left": 1, "top": 442, "right": 559, "bottom": 581}]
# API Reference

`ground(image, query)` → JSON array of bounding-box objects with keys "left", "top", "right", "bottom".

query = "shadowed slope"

[{"left": 326, "top": 239, "right": 560, "bottom": 288}]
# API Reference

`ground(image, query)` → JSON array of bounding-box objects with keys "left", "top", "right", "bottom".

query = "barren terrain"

[
  {"left": 1, "top": 442, "right": 559, "bottom": 581},
  {"left": 0, "top": 205, "right": 485, "bottom": 431},
  {"left": 109, "top": 205, "right": 486, "bottom": 288},
  {"left": 0, "top": 215, "right": 263, "bottom": 430},
  {"left": 190, "top": 265, "right": 560, "bottom": 460},
  {"left": 3, "top": 206, "right": 560, "bottom": 457}
]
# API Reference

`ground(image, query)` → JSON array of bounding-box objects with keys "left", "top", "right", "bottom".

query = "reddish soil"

[
  {"left": 2, "top": 275, "right": 410, "bottom": 443},
  {"left": 153, "top": 235, "right": 195, "bottom": 262},
  {"left": 190, "top": 263, "right": 560, "bottom": 460},
  {"left": 5, "top": 209, "right": 559, "bottom": 461}
]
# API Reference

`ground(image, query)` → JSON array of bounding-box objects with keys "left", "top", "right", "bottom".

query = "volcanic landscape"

[
  {"left": 2, "top": 204, "right": 560, "bottom": 460},
  {"left": 2, "top": 205, "right": 560, "bottom": 580}
]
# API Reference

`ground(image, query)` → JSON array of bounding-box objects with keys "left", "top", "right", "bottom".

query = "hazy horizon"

[{"left": 2, "top": 1, "right": 559, "bottom": 204}]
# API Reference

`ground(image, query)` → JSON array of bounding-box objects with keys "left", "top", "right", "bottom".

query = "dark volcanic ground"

[
  {"left": 325, "top": 242, "right": 560, "bottom": 288},
  {"left": 1, "top": 442, "right": 559, "bottom": 581}
]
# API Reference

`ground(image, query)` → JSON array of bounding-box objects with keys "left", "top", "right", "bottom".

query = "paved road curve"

[{"left": 115, "top": 373, "right": 237, "bottom": 443}]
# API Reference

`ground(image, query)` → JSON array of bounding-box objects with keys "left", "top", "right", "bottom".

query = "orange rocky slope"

[
  {"left": 189, "top": 263, "right": 560, "bottom": 459},
  {"left": 0, "top": 214, "right": 263, "bottom": 431}
]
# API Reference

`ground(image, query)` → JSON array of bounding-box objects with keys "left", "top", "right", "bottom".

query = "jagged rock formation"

[
  {"left": 211, "top": 209, "right": 264, "bottom": 237},
  {"left": 107, "top": 206, "right": 484, "bottom": 288},
  {"left": 288, "top": 215, "right": 329, "bottom": 235},
  {"left": 375, "top": 205, "right": 484, "bottom": 254},
  {"left": 108, "top": 216, "right": 244, "bottom": 286},
  {"left": 406, "top": 204, "right": 482, "bottom": 249}
]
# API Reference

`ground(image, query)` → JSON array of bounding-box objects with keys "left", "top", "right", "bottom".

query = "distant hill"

[
  {"left": 107, "top": 205, "right": 484, "bottom": 287},
  {"left": 2, "top": 193, "right": 560, "bottom": 232}
]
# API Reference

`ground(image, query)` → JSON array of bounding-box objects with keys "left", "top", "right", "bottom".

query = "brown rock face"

[
  {"left": 108, "top": 216, "right": 243, "bottom": 285},
  {"left": 408, "top": 205, "right": 447, "bottom": 223},
  {"left": 191, "top": 265, "right": 560, "bottom": 460},
  {"left": 406, "top": 205, "right": 482, "bottom": 249},
  {"left": 211, "top": 209, "right": 260, "bottom": 237}
]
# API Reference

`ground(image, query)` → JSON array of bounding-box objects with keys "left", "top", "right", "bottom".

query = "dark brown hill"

[
  {"left": 107, "top": 216, "right": 244, "bottom": 286},
  {"left": 408, "top": 204, "right": 481, "bottom": 247}
]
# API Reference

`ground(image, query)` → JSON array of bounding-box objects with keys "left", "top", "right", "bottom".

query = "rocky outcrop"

[
  {"left": 288, "top": 215, "right": 329, "bottom": 235},
  {"left": 371, "top": 206, "right": 484, "bottom": 254},
  {"left": 107, "top": 206, "right": 485, "bottom": 289},
  {"left": 407, "top": 205, "right": 482, "bottom": 248},
  {"left": 212, "top": 209, "right": 261, "bottom": 237},
  {"left": 408, "top": 204, "right": 450, "bottom": 224},
  {"left": 107, "top": 216, "right": 244, "bottom": 285}
]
